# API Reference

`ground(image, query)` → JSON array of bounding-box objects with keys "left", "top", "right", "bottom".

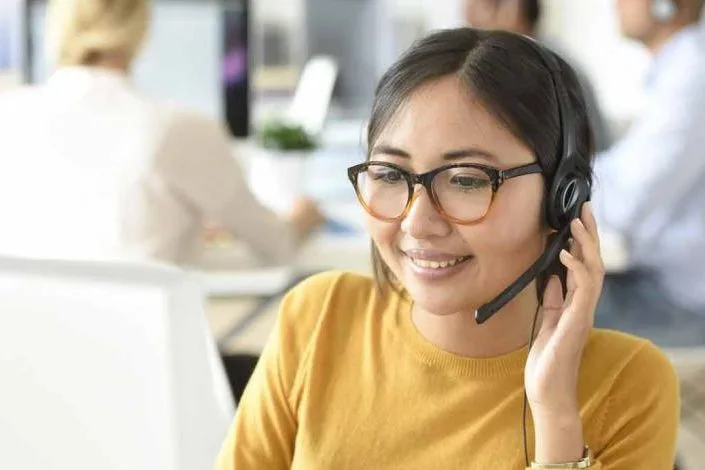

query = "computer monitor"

[
  {"left": 21, "top": 0, "right": 250, "bottom": 137},
  {"left": 303, "top": 0, "right": 394, "bottom": 114}
]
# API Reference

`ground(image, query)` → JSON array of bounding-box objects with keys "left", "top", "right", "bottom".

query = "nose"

[{"left": 400, "top": 186, "right": 453, "bottom": 239}]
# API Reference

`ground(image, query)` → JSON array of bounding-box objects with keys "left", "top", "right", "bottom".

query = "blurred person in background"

[
  {"left": 463, "top": 0, "right": 611, "bottom": 152},
  {"left": 591, "top": 0, "right": 705, "bottom": 347},
  {"left": 0, "top": 0, "right": 324, "bottom": 269}
]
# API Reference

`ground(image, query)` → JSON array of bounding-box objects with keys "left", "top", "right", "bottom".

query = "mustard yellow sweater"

[{"left": 217, "top": 272, "right": 680, "bottom": 469}]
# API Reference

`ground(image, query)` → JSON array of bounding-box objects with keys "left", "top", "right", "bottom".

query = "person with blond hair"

[{"left": 0, "top": 0, "right": 323, "bottom": 267}]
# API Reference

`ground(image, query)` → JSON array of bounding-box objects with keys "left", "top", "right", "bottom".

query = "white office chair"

[{"left": 0, "top": 256, "right": 234, "bottom": 470}]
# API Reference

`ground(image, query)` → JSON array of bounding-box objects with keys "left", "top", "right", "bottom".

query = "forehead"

[{"left": 374, "top": 75, "right": 534, "bottom": 167}]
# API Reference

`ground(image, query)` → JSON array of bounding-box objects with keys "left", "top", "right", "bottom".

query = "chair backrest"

[{"left": 0, "top": 256, "right": 234, "bottom": 470}]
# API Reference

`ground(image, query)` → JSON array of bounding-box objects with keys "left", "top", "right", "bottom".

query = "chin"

[
  {"left": 412, "top": 297, "right": 476, "bottom": 317},
  {"left": 402, "top": 277, "right": 485, "bottom": 317}
]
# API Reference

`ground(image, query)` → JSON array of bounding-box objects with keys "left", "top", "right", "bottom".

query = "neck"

[
  {"left": 89, "top": 53, "right": 130, "bottom": 73},
  {"left": 411, "top": 282, "right": 540, "bottom": 358},
  {"left": 515, "top": 22, "right": 535, "bottom": 38},
  {"left": 646, "top": 21, "right": 695, "bottom": 54}
]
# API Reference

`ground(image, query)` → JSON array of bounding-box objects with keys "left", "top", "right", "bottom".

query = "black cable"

[{"left": 523, "top": 303, "right": 542, "bottom": 467}]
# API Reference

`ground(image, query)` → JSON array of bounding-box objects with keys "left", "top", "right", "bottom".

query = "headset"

[
  {"left": 474, "top": 42, "right": 591, "bottom": 325},
  {"left": 653, "top": 0, "right": 678, "bottom": 21},
  {"left": 469, "top": 39, "right": 592, "bottom": 467}
]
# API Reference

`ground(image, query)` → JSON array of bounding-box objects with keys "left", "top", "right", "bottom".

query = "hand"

[
  {"left": 288, "top": 197, "right": 325, "bottom": 238},
  {"left": 524, "top": 203, "right": 605, "bottom": 462},
  {"left": 204, "top": 223, "right": 234, "bottom": 246}
]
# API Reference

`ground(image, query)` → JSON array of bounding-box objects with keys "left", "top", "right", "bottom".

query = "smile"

[{"left": 407, "top": 255, "right": 472, "bottom": 269}]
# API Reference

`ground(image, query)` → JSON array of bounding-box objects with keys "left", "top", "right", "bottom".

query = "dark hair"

[
  {"left": 367, "top": 27, "right": 595, "bottom": 290},
  {"left": 519, "top": 0, "right": 541, "bottom": 29}
]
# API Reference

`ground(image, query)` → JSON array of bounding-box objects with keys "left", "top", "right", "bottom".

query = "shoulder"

[
  {"left": 581, "top": 329, "right": 679, "bottom": 432},
  {"left": 150, "top": 104, "right": 231, "bottom": 166},
  {"left": 653, "top": 29, "right": 705, "bottom": 96},
  {"left": 146, "top": 97, "right": 225, "bottom": 137},
  {"left": 267, "top": 271, "right": 379, "bottom": 392},
  {"left": 579, "top": 332, "right": 680, "bottom": 464},
  {"left": 582, "top": 329, "right": 678, "bottom": 391},
  {"left": 277, "top": 271, "right": 378, "bottom": 343},
  {"left": 162, "top": 107, "right": 229, "bottom": 146},
  {"left": 281, "top": 270, "right": 377, "bottom": 321}
]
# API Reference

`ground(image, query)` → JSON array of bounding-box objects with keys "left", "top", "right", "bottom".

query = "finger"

[
  {"left": 571, "top": 218, "right": 604, "bottom": 277},
  {"left": 581, "top": 202, "right": 601, "bottom": 252},
  {"left": 565, "top": 239, "right": 578, "bottom": 294},
  {"left": 559, "top": 249, "right": 595, "bottom": 321},
  {"left": 560, "top": 250, "right": 599, "bottom": 325},
  {"left": 539, "top": 275, "right": 564, "bottom": 331},
  {"left": 569, "top": 234, "right": 583, "bottom": 268}
]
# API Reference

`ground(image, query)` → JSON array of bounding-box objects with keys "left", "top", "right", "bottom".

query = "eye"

[
  {"left": 448, "top": 173, "right": 491, "bottom": 191},
  {"left": 368, "top": 167, "right": 405, "bottom": 184}
]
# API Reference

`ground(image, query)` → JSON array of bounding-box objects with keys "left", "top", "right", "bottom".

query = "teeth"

[{"left": 409, "top": 256, "right": 468, "bottom": 269}]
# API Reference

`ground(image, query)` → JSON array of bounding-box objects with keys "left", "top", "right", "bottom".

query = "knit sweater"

[{"left": 217, "top": 271, "right": 680, "bottom": 469}]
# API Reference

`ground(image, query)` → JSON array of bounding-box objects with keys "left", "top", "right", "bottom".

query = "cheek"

[
  {"left": 620, "top": 3, "right": 651, "bottom": 33},
  {"left": 466, "top": 184, "right": 546, "bottom": 270},
  {"left": 365, "top": 215, "right": 401, "bottom": 265}
]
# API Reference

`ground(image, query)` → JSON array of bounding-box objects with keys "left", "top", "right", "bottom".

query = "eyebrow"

[{"left": 370, "top": 144, "right": 498, "bottom": 162}]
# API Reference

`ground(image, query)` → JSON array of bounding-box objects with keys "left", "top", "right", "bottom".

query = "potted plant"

[
  {"left": 249, "top": 119, "right": 319, "bottom": 213},
  {"left": 258, "top": 120, "right": 318, "bottom": 152}
]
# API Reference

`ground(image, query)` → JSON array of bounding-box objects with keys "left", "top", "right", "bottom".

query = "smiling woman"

[{"left": 216, "top": 28, "right": 679, "bottom": 470}]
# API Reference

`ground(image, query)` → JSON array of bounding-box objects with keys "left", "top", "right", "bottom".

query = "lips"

[
  {"left": 400, "top": 249, "right": 474, "bottom": 281},
  {"left": 407, "top": 256, "right": 472, "bottom": 269},
  {"left": 401, "top": 249, "right": 474, "bottom": 270}
]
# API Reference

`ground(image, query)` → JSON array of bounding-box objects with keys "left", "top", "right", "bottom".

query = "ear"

[{"left": 496, "top": 0, "right": 524, "bottom": 29}]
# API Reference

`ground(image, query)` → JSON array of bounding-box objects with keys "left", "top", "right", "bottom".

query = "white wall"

[{"left": 541, "top": 0, "right": 650, "bottom": 125}]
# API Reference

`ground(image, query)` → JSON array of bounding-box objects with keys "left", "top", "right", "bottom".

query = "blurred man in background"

[
  {"left": 592, "top": 0, "right": 705, "bottom": 346},
  {"left": 463, "top": 0, "right": 611, "bottom": 151}
]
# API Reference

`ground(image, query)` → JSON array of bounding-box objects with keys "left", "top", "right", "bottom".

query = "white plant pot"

[{"left": 248, "top": 149, "right": 310, "bottom": 214}]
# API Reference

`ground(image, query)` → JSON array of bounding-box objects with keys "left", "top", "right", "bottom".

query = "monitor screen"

[{"left": 23, "top": 0, "right": 249, "bottom": 137}]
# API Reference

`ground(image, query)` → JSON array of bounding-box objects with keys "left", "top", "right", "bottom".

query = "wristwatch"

[{"left": 529, "top": 446, "right": 594, "bottom": 469}]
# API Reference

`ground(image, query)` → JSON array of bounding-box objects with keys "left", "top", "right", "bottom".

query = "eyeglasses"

[{"left": 347, "top": 161, "right": 543, "bottom": 224}]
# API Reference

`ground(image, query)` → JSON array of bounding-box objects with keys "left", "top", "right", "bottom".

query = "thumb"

[{"left": 539, "top": 275, "right": 564, "bottom": 331}]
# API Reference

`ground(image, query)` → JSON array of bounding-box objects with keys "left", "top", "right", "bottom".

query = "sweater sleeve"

[
  {"left": 524, "top": 341, "right": 679, "bottom": 470},
  {"left": 215, "top": 272, "right": 343, "bottom": 470},
  {"left": 593, "top": 341, "right": 680, "bottom": 469},
  {"left": 154, "top": 111, "right": 299, "bottom": 266}
]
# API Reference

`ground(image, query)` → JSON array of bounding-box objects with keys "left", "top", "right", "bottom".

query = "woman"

[
  {"left": 0, "top": 0, "right": 322, "bottom": 267},
  {"left": 216, "top": 29, "right": 679, "bottom": 469}
]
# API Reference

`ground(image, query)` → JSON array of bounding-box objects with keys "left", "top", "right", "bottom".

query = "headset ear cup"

[
  {"left": 547, "top": 173, "right": 590, "bottom": 229},
  {"left": 547, "top": 174, "right": 570, "bottom": 230},
  {"left": 546, "top": 182, "right": 562, "bottom": 230}
]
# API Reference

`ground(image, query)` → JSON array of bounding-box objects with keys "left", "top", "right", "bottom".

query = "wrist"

[{"left": 532, "top": 410, "right": 584, "bottom": 465}]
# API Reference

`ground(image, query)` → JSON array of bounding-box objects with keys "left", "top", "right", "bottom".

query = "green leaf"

[{"left": 257, "top": 119, "right": 318, "bottom": 152}]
